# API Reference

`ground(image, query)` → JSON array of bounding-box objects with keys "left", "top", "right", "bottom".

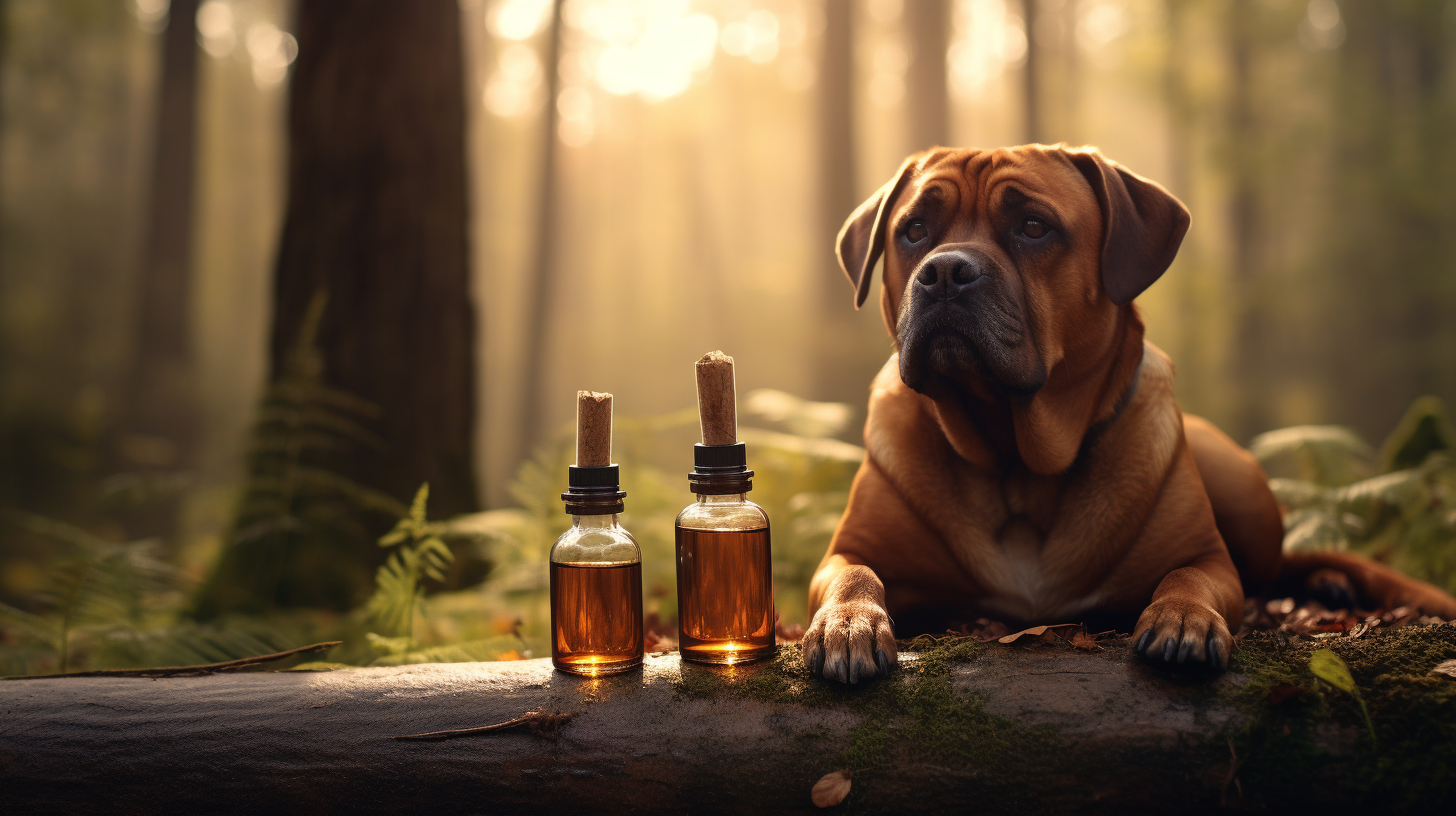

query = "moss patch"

[
  {"left": 674, "top": 635, "right": 1052, "bottom": 797},
  {"left": 1226, "top": 624, "right": 1456, "bottom": 809}
]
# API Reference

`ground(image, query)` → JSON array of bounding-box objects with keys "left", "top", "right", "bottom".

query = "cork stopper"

[
  {"left": 575, "top": 391, "right": 612, "bottom": 467},
  {"left": 695, "top": 351, "right": 737, "bottom": 446}
]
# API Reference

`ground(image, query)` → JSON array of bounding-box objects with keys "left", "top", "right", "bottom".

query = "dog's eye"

[
  {"left": 904, "top": 220, "right": 928, "bottom": 244},
  {"left": 1019, "top": 218, "right": 1048, "bottom": 239}
]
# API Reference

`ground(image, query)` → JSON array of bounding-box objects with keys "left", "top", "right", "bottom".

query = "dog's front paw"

[
  {"left": 1133, "top": 597, "right": 1231, "bottom": 672},
  {"left": 802, "top": 599, "right": 897, "bottom": 684}
]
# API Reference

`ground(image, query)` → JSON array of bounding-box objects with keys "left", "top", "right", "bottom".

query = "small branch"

[
  {"left": 2, "top": 641, "right": 342, "bottom": 680},
  {"left": 392, "top": 709, "right": 574, "bottom": 742}
]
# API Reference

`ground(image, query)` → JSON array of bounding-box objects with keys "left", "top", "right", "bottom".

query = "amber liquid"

[
  {"left": 550, "top": 561, "right": 644, "bottom": 675},
  {"left": 675, "top": 526, "right": 776, "bottom": 664}
]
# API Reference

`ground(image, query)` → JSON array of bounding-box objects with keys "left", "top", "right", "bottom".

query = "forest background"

[{"left": 2, "top": 0, "right": 1455, "bottom": 673}]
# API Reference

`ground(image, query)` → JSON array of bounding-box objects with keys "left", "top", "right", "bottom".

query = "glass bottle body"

[
  {"left": 549, "top": 514, "right": 643, "bottom": 675},
  {"left": 674, "top": 493, "right": 775, "bottom": 665}
]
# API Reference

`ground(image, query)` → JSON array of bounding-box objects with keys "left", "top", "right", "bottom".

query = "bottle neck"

[
  {"left": 695, "top": 492, "right": 750, "bottom": 505},
  {"left": 571, "top": 513, "right": 622, "bottom": 529}
]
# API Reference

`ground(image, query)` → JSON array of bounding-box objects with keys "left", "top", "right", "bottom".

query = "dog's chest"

[{"left": 947, "top": 477, "right": 1100, "bottom": 621}]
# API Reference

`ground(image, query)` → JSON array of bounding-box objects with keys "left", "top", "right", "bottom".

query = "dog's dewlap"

[
  {"left": 575, "top": 390, "right": 612, "bottom": 467},
  {"left": 695, "top": 351, "right": 737, "bottom": 445}
]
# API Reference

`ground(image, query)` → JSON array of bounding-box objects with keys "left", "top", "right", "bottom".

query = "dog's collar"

[{"left": 1088, "top": 348, "right": 1144, "bottom": 439}]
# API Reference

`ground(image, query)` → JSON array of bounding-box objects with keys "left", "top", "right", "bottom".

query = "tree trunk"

[
  {"left": 123, "top": 0, "right": 200, "bottom": 482},
  {"left": 1021, "top": 0, "right": 1041, "bottom": 144},
  {"left": 810, "top": 0, "right": 861, "bottom": 403},
  {"left": 267, "top": 0, "right": 477, "bottom": 517},
  {"left": 903, "top": 0, "right": 950, "bottom": 152},
  {"left": 517, "top": 0, "right": 564, "bottom": 471},
  {"left": 5, "top": 634, "right": 1448, "bottom": 814},
  {"left": 1225, "top": 0, "right": 1265, "bottom": 441}
]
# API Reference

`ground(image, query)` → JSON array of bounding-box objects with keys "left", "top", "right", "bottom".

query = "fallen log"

[{"left": 2, "top": 628, "right": 1453, "bottom": 814}]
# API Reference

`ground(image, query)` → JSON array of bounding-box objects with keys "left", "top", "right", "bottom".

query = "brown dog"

[{"left": 802, "top": 144, "right": 1456, "bottom": 683}]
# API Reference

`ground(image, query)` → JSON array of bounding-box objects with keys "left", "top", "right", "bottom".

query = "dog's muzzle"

[{"left": 912, "top": 249, "right": 991, "bottom": 302}]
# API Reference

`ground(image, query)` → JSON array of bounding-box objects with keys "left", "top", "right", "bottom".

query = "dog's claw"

[
  {"left": 806, "top": 646, "right": 823, "bottom": 676},
  {"left": 875, "top": 648, "right": 891, "bottom": 678},
  {"left": 1134, "top": 597, "right": 1232, "bottom": 674}
]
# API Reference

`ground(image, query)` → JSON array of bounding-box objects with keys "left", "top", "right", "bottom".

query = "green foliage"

[
  {"left": 364, "top": 484, "right": 453, "bottom": 640},
  {"left": 1253, "top": 396, "right": 1456, "bottom": 595},
  {"left": 195, "top": 292, "right": 407, "bottom": 617},
  {"left": 1381, "top": 396, "right": 1455, "bottom": 473}
]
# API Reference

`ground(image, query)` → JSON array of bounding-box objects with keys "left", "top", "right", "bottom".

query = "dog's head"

[{"left": 838, "top": 145, "right": 1189, "bottom": 406}]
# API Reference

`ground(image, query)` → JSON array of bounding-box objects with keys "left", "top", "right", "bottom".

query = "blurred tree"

[
  {"left": 904, "top": 0, "right": 950, "bottom": 151},
  {"left": 119, "top": 0, "right": 200, "bottom": 539},
  {"left": 1224, "top": 0, "right": 1267, "bottom": 441},
  {"left": 1021, "top": 0, "right": 1042, "bottom": 143},
  {"left": 812, "top": 0, "right": 859, "bottom": 402},
  {"left": 218, "top": 0, "right": 478, "bottom": 612},
  {"left": 519, "top": 0, "right": 563, "bottom": 471}
]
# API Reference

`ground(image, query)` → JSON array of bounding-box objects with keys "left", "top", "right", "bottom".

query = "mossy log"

[{"left": 2, "top": 629, "right": 1453, "bottom": 814}]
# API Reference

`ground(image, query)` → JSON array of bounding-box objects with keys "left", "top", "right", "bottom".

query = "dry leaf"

[
  {"left": 998, "top": 623, "right": 1077, "bottom": 644},
  {"left": 811, "top": 770, "right": 852, "bottom": 808},
  {"left": 1434, "top": 659, "right": 1456, "bottom": 679},
  {"left": 1070, "top": 632, "right": 1102, "bottom": 651}
]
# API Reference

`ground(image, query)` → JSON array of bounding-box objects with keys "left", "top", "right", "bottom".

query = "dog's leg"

[
  {"left": 802, "top": 554, "right": 897, "bottom": 684},
  {"left": 1280, "top": 551, "right": 1456, "bottom": 618},
  {"left": 1132, "top": 553, "right": 1243, "bottom": 671}
]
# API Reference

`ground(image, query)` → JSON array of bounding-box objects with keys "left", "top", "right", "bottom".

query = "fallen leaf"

[
  {"left": 1434, "top": 659, "right": 1456, "bottom": 679},
  {"left": 1309, "top": 648, "right": 1356, "bottom": 694},
  {"left": 495, "top": 650, "right": 524, "bottom": 661},
  {"left": 1070, "top": 632, "right": 1102, "bottom": 651},
  {"left": 811, "top": 770, "right": 852, "bottom": 808},
  {"left": 998, "top": 623, "right": 1077, "bottom": 644},
  {"left": 1310, "top": 647, "right": 1377, "bottom": 743}
]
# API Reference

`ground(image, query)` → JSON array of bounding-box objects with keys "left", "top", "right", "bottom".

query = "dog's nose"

[{"left": 914, "top": 251, "right": 986, "bottom": 299}]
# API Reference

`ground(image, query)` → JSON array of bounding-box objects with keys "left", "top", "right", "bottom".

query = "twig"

[
  {"left": 2, "top": 641, "right": 343, "bottom": 680},
  {"left": 1220, "top": 736, "right": 1245, "bottom": 807},
  {"left": 392, "top": 709, "right": 574, "bottom": 742}
]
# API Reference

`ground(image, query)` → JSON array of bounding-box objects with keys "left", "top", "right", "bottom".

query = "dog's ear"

[
  {"left": 837, "top": 156, "right": 920, "bottom": 309},
  {"left": 1068, "top": 150, "right": 1191, "bottom": 306}
]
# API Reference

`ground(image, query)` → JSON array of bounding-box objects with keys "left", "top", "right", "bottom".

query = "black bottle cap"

[
  {"left": 688, "top": 443, "right": 753, "bottom": 494},
  {"left": 562, "top": 465, "right": 626, "bottom": 515}
]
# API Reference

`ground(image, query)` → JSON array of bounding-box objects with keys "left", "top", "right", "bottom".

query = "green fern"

[
  {"left": 197, "top": 291, "right": 407, "bottom": 617},
  {"left": 1254, "top": 397, "right": 1456, "bottom": 595},
  {"left": 364, "top": 484, "right": 453, "bottom": 640}
]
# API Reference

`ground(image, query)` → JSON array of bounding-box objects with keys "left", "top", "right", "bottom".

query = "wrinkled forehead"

[{"left": 892, "top": 147, "right": 1096, "bottom": 223}]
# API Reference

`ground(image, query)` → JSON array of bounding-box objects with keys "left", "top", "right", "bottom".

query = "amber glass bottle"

[
  {"left": 550, "top": 464, "right": 643, "bottom": 676},
  {"left": 674, "top": 442, "right": 775, "bottom": 665}
]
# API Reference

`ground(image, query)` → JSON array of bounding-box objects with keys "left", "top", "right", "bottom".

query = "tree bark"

[
  {"left": 0, "top": 639, "right": 1428, "bottom": 814},
  {"left": 267, "top": 0, "right": 477, "bottom": 517}
]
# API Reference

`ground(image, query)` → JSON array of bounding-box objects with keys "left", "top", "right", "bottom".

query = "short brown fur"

[{"left": 804, "top": 145, "right": 1456, "bottom": 683}]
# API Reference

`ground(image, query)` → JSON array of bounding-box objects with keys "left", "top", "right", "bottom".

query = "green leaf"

[
  {"left": 1310, "top": 648, "right": 1356, "bottom": 694},
  {"left": 409, "top": 483, "right": 430, "bottom": 526},
  {"left": 1310, "top": 648, "right": 1376, "bottom": 744},
  {"left": 1380, "top": 396, "right": 1455, "bottom": 473}
]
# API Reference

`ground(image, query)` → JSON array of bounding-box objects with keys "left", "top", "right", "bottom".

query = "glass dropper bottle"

[
  {"left": 674, "top": 351, "right": 776, "bottom": 665},
  {"left": 549, "top": 390, "right": 644, "bottom": 676}
]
